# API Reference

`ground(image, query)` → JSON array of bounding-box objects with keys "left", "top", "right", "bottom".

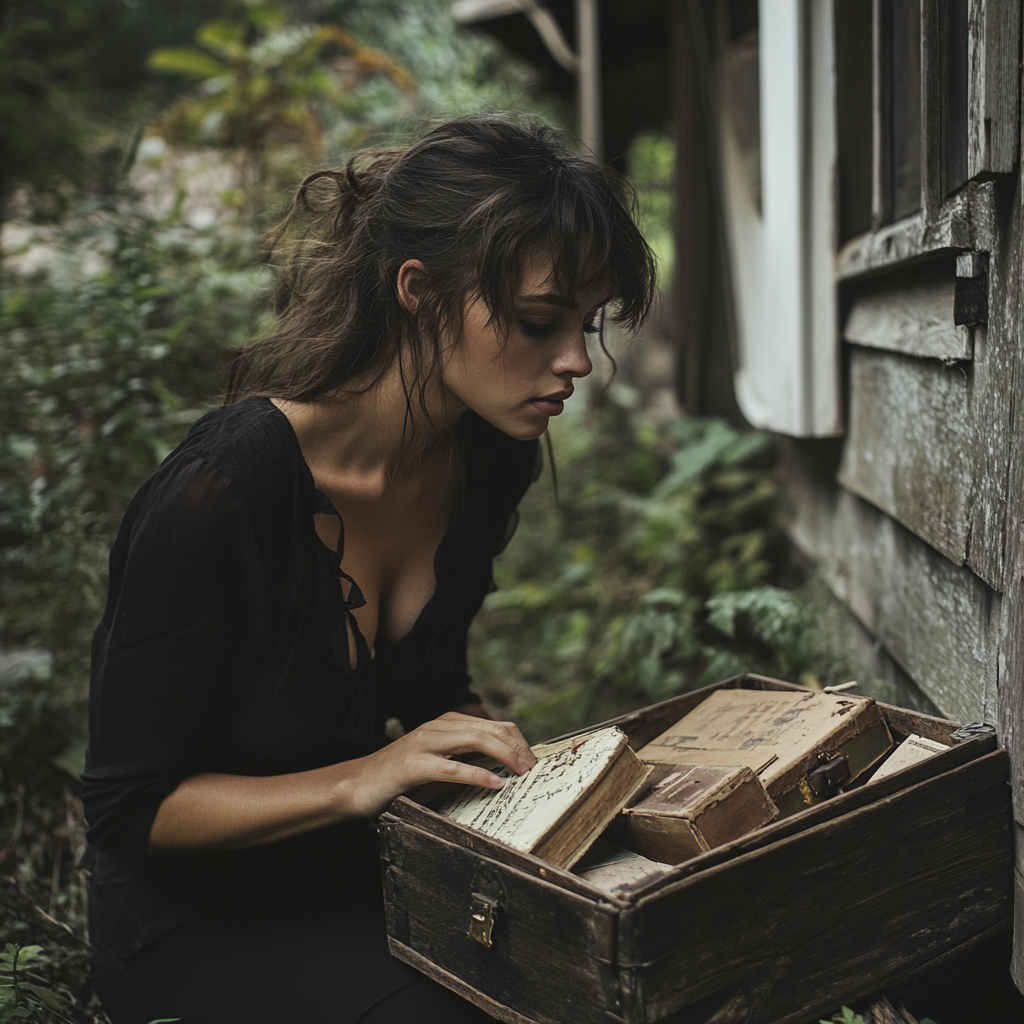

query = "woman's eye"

[{"left": 519, "top": 320, "right": 558, "bottom": 338}]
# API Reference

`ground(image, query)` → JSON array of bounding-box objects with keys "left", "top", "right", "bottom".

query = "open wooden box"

[{"left": 379, "top": 674, "right": 1013, "bottom": 1024}]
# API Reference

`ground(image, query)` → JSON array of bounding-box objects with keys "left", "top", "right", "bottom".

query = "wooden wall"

[{"left": 672, "top": 0, "right": 1024, "bottom": 990}]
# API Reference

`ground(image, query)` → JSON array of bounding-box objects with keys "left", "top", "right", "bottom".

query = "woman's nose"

[{"left": 553, "top": 330, "right": 593, "bottom": 379}]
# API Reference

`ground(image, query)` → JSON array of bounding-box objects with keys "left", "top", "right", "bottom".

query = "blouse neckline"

[{"left": 260, "top": 397, "right": 455, "bottom": 668}]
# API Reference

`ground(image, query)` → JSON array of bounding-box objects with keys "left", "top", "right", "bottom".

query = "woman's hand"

[
  {"left": 342, "top": 712, "right": 537, "bottom": 819},
  {"left": 147, "top": 710, "right": 535, "bottom": 854}
]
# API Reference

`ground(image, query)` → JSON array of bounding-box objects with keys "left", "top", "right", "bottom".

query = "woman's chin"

[{"left": 476, "top": 410, "right": 551, "bottom": 441}]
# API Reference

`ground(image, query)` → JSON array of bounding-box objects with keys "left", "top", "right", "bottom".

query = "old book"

[
  {"left": 636, "top": 689, "right": 893, "bottom": 816},
  {"left": 609, "top": 762, "right": 778, "bottom": 864},
  {"left": 870, "top": 733, "right": 949, "bottom": 782},
  {"left": 574, "top": 839, "right": 670, "bottom": 896},
  {"left": 436, "top": 726, "right": 651, "bottom": 869}
]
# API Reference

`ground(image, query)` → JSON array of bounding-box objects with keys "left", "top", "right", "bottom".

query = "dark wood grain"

[
  {"left": 382, "top": 800, "right": 619, "bottom": 903},
  {"left": 967, "top": 0, "right": 1021, "bottom": 178},
  {"left": 385, "top": 825, "right": 621, "bottom": 1024},
  {"left": 620, "top": 751, "right": 1012, "bottom": 1023},
  {"left": 671, "top": 0, "right": 711, "bottom": 416},
  {"left": 920, "top": 0, "right": 944, "bottom": 220},
  {"left": 941, "top": 0, "right": 971, "bottom": 197},
  {"left": 1014, "top": 859, "right": 1024, "bottom": 991},
  {"left": 387, "top": 944, "right": 548, "bottom": 1024},
  {"left": 876, "top": 701, "right": 961, "bottom": 743},
  {"left": 836, "top": 180, "right": 996, "bottom": 280}
]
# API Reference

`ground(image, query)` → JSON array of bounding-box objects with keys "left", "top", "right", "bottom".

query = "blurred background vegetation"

[{"left": 0, "top": 1, "right": 863, "bottom": 1019}]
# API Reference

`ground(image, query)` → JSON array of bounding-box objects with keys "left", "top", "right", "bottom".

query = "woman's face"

[{"left": 442, "top": 252, "right": 606, "bottom": 441}]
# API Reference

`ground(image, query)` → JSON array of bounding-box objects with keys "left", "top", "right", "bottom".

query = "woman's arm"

[{"left": 147, "top": 711, "right": 535, "bottom": 853}]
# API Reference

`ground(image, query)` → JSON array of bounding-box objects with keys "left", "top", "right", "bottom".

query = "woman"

[{"left": 82, "top": 116, "right": 655, "bottom": 1023}]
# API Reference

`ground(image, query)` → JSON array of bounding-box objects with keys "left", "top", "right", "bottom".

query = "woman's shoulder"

[
  {"left": 131, "top": 398, "right": 311, "bottom": 532},
  {"left": 169, "top": 398, "right": 307, "bottom": 492}
]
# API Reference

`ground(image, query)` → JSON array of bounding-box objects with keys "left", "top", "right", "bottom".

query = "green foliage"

[
  {"left": 148, "top": 0, "right": 415, "bottom": 212},
  {"left": 0, "top": 196, "right": 263, "bottom": 1022},
  {"left": 0, "top": 944, "right": 75, "bottom": 1024},
  {"left": 821, "top": 1010, "right": 865, "bottom": 1024},
  {"left": 470, "top": 403, "right": 859, "bottom": 741},
  {"left": 0, "top": 200, "right": 263, "bottom": 664},
  {"left": 0, "top": 0, "right": 234, "bottom": 210},
  {"left": 338, "top": 0, "right": 567, "bottom": 135},
  {"left": 629, "top": 133, "right": 675, "bottom": 280}
]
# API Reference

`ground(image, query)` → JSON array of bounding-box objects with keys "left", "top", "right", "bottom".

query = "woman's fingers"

[
  {"left": 429, "top": 757, "right": 507, "bottom": 790},
  {"left": 431, "top": 713, "right": 538, "bottom": 772}
]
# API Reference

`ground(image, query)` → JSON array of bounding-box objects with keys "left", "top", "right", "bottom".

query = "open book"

[{"left": 436, "top": 726, "right": 650, "bottom": 869}]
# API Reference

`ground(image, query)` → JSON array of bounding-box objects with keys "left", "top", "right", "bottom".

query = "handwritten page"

[{"left": 437, "top": 727, "right": 627, "bottom": 853}]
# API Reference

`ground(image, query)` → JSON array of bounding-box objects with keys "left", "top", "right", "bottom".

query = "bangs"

[{"left": 465, "top": 140, "right": 656, "bottom": 333}]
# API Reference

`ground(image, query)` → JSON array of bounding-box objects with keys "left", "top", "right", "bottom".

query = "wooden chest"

[{"left": 379, "top": 674, "right": 1013, "bottom": 1024}]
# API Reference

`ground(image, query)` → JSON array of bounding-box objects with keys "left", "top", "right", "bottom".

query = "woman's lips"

[{"left": 530, "top": 390, "right": 572, "bottom": 416}]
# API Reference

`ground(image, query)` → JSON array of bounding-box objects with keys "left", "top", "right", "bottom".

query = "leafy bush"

[{"left": 0, "top": 195, "right": 263, "bottom": 1020}]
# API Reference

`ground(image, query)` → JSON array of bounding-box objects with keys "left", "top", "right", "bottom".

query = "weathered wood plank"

[
  {"left": 871, "top": 0, "right": 893, "bottom": 229},
  {"left": 843, "top": 264, "right": 972, "bottom": 360},
  {"left": 1014, "top": 862, "right": 1024, "bottom": 992},
  {"left": 836, "top": 180, "right": 996, "bottom": 279},
  {"left": 838, "top": 346, "right": 978, "bottom": 571},
  {"left": 623, "top": 752, "right": 1012, "bottom": 1024},
  {"left": 387, "top": 944, "right": 547, "bottom": 1024},
  {"left": 385, "top": 825, "right": 621, "bottom": 1024},
  {"left": 784, "top": 464, "right": 999, "bottom": 725},
  {"left": 920, "top": 0, "right": 944, "bottom": 221},
  {"left": 967, "top": 0, "right": 1021, "bottom": 179}
]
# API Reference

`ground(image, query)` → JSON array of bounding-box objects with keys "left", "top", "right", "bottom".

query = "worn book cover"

[
  {"left": 609, "top": 762, "right": 778, "bottom": 864},
  {"left": 636, "top": 689, "right": 893, "bottom": 816},
  {"left": 574, "top": 839, "right": 670, "bottom": 896},
  {"left": 870, "top": 733, "right": 949, "bottom": 782},
  {"left": 436, "top": 726, "right": 651, "bottom": 868}
]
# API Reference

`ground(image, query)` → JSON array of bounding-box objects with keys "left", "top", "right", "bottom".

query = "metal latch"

[
  {"left": 806, "top": 755, "right": 851, "bottom": 797},
  {"left": 468, "top": 892, "right": 499, "bottom": 948}
]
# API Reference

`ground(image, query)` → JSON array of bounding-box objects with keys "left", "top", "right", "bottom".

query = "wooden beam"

[
  {"left": 671, "top": 0, "right": 712, "bottom": 414},
  {"left": 1015, "top": 824, "right": 1024, "bottom": 992},
  {"left": 836, "top": 180, "right": 996, "bottom": 279},
  {"left": 843, "top": 264, "right": 972, "bottom": 360},
  {"left": 575, "top": 0, "right": 601, "bottom": 158},
  {"left": 872, "top": 0, "right": 894, "bottom": 229},
  {"left": 920, "top": 0, "right": 944, "bottom": 220},
  {"left": 967, "top": 0, "right": 1022, "bottom": 179}
]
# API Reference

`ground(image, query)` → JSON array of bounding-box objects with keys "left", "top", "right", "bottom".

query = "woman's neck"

[{"left": 272, "top": 364, "right": 466, "bottom": 500}]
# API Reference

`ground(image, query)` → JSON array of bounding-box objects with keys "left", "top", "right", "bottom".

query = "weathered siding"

[{"left": 784, "top": 447, "right": 1000, "bottom": 727}]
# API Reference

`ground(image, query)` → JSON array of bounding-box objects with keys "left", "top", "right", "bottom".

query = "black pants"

[{"left": 93, "top": 907, "right": 497, "bottom": 1024}]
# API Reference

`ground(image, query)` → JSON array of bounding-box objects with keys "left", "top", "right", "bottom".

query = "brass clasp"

[{"left": 468, "top": 892, "right": 498, "bottom": 948}]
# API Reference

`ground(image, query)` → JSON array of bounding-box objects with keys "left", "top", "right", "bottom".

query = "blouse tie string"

[{"left": 314, "top": 488, "right": 372, "bottom": 670}]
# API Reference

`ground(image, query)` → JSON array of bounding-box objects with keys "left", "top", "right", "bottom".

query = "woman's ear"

[{"left": 396, "top": 259, "right": 430, "bottom": 316}]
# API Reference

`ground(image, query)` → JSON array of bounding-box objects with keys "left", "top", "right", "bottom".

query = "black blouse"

[{"left": 81, "top": 397, "right": 539, "bottom": 957}]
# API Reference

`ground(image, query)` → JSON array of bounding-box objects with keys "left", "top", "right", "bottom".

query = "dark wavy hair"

[{"left": 226, "top": 115, "right": 656, "bottom": 419}]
